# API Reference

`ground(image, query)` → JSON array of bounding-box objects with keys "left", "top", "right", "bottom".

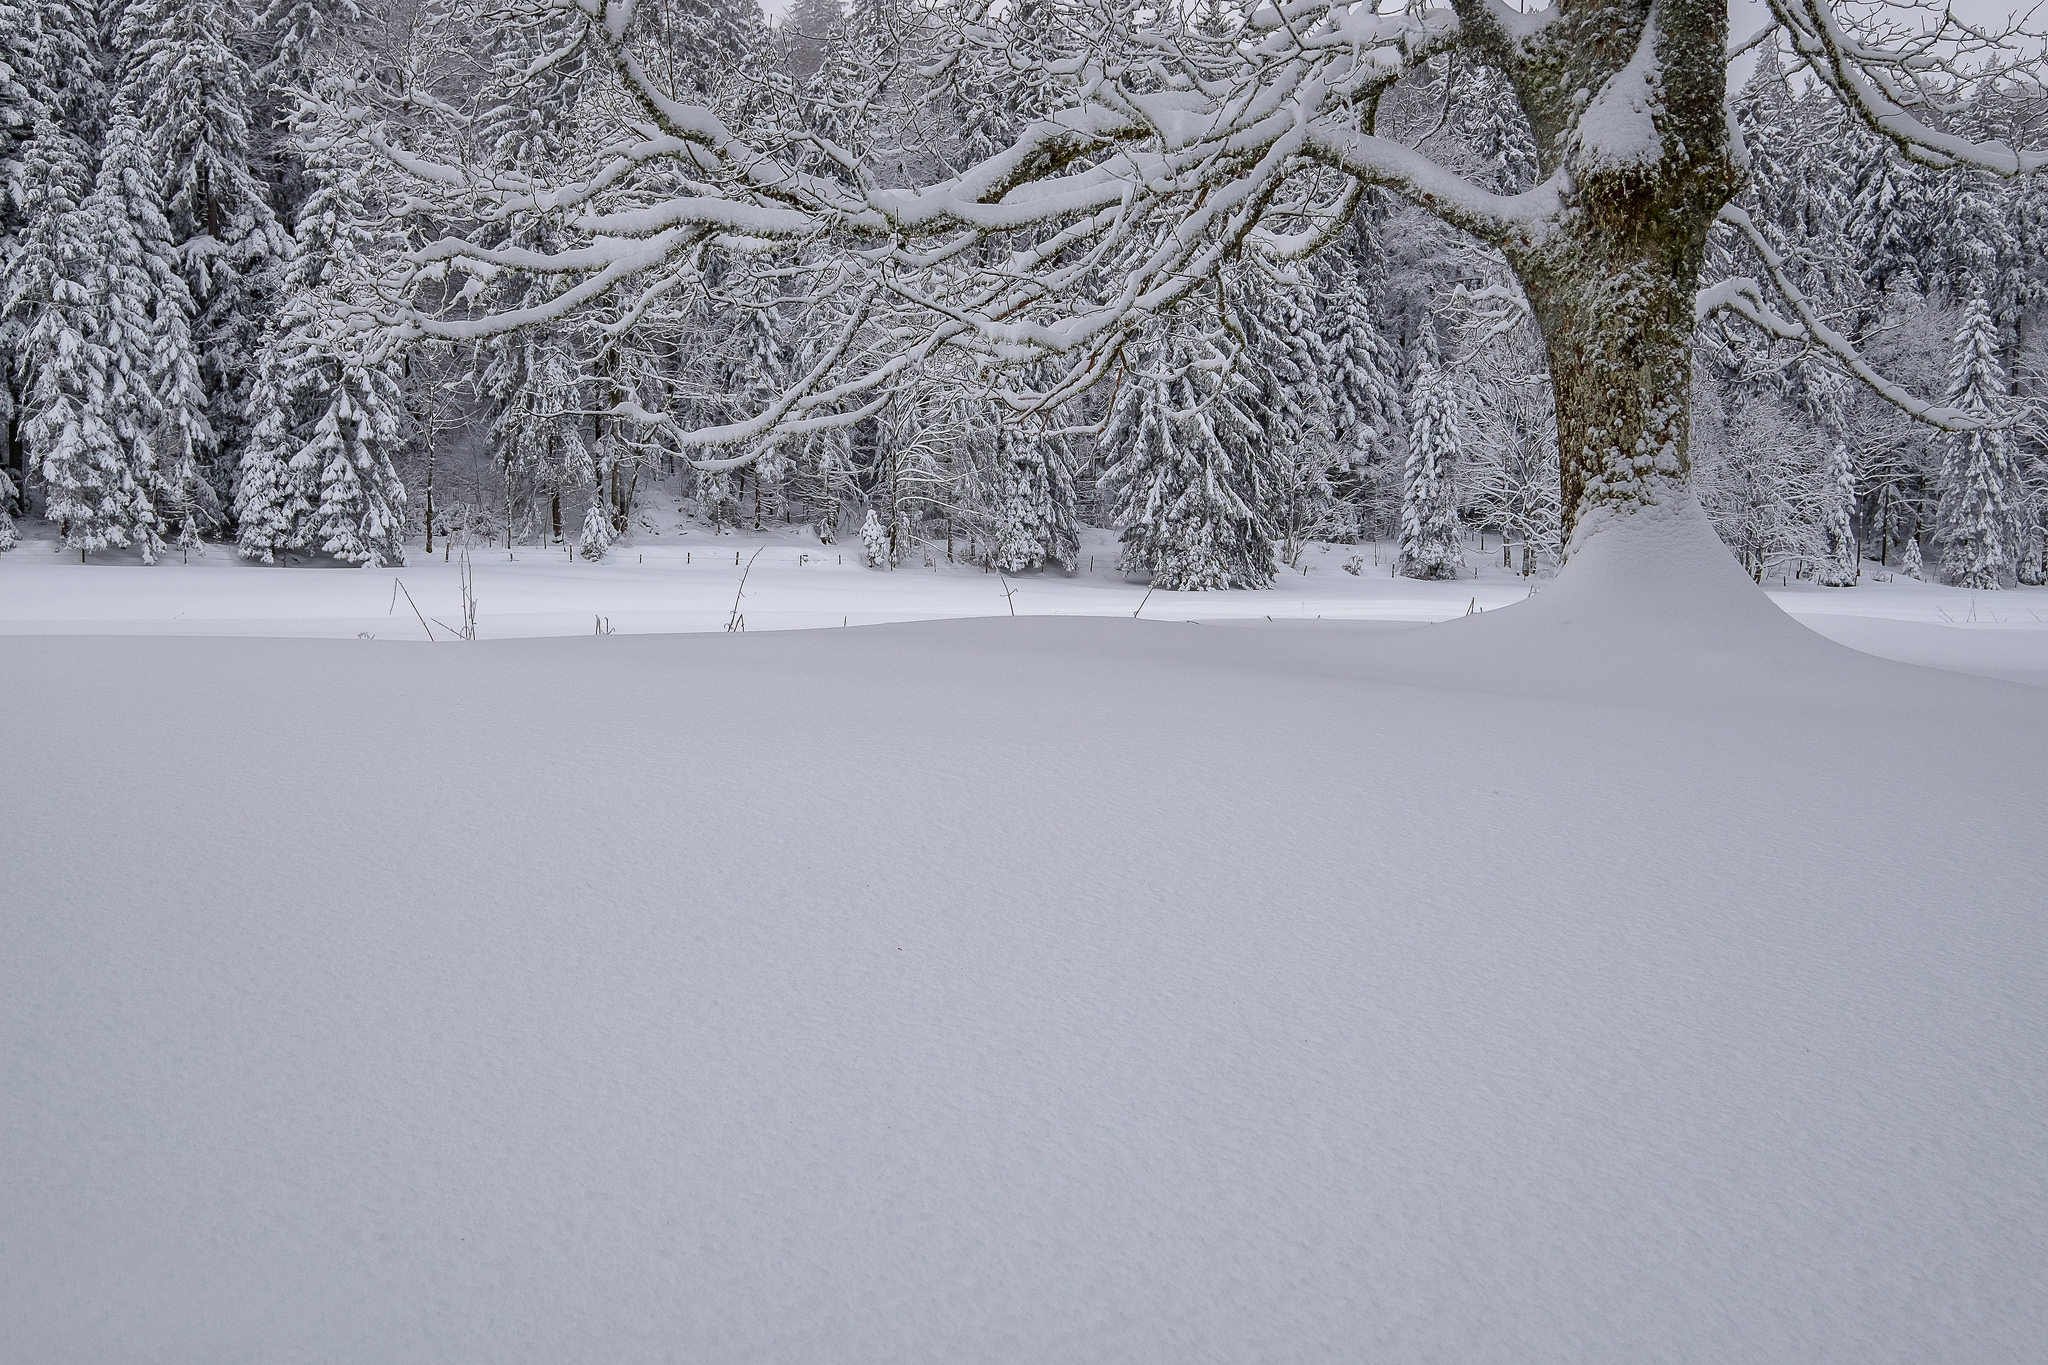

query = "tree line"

[{"left": 1, "top": 0, "right": 2041, "bottom": 589}]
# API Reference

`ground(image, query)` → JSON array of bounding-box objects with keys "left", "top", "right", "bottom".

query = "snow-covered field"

[
  {"left": 3, "top": 507, "right": 2045, "bottom": 1362},
  {"left": 6, "top": 517, "right": 2048, "bottom": 687}
]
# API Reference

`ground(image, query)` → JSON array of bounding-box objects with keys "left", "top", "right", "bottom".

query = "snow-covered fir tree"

[
  {"left": 237, "top": 148, "right": 405, "bottom": 565},
  {"left": 1103, "top": 322, "right": 1276, "bottom": 591},
  {"left": 122, "top": 0, "right": 288, "bottom": 493},
  {"left": 6, "top": 114, "right": 153, "bottom": 558},
  {"left": 1817, "top": 438, "right": 1860, "bottom": 587},
  {"left": 1934, "top": 285, "right": 2022, "bottom": 589},
  {"left": 1232, "top": 259, "right": 1338, "bottom": 564},
  {"left": 84, "top": 103, "right": 216, "bottom": 560},
  {"left": 859, "top": 506, "right": 890, "bottom": 568},
  {"left": 988, "top": 420, "right": 1080, "bottom": 573},
  {"left": 494, "top": 340, "right": 585, "bottom": 544},
  {"left": 1395, "top": 346, "right": 1464, "bottom": 581},
  {"left": 739, "top": 303, "right": 788, "bottom": 527},
  {"left": 578, "top": 421, "right": 621, "bottom": 561}
]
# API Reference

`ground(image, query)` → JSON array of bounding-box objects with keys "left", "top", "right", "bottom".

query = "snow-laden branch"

[
  {"left": 330, "top": 0, "right": 2045, "bottom": 494},
  {"left": 1701, "top": 206, "right": 2008, "bottom": 432},
  {"left": 1772, "top": 0, "right": 2048, "bottom": 173}
]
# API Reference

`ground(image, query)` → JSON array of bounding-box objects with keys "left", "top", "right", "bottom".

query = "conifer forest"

[
  {"left": 1, "top": 0, "right": 2043, "bottom": 587},
  {"left": 4, "top": 3, "right": 2048, "bottom": 1361}
]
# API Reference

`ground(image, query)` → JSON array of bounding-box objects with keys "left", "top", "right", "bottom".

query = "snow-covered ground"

[
  {"left": 6, "top": 517, "right": 2048, "bottom": 686},
  {"left": 3, "top": 506, "right": 2045, "bottom": 1362}
]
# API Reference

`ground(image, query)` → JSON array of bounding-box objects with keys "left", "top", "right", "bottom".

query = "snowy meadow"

[
  {"left": 5, "top": 514, "right": 2048, "bottom": 1364},
  {"left": 7, "top": 0, "right": 2048, "bottom": 1358}
]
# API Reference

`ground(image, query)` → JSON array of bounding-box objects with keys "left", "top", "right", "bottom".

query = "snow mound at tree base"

[{"left": 3, "top": 587, "right": 2043, "bottom": 1363}]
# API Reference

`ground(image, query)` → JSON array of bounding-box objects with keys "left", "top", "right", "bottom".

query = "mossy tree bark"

[{"left": 1458, "top": 0, "right": 1740, "bottom": 548}]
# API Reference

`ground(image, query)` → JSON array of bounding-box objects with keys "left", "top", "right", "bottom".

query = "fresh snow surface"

[
  {"left": 5, "top": 519, "right": 2048, "bottom": 686},
  {"left": 3, "top": 502, "right": 2045, "bottom": 1362}
]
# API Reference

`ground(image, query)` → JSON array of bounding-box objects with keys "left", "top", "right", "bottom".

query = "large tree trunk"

[
  {"left": 1521, "top": 243, "right": 1704, "bottom": 548},
  {"left": 1471, "top": 0, "right": 1739, "bottom": 550}
]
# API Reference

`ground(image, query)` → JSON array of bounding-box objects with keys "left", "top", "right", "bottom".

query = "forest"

[{"left": 1, "top": 0, "right": 2042, "bottom": 592}]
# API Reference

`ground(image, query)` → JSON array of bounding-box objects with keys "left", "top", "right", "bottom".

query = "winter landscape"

[{"left": 4, "top": 0, "right": 2048, "bottom": 1360}]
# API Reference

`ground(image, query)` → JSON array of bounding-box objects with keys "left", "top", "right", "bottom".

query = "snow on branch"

[
  {"left": 1772, "top": 0, "right": 2048, "bottom": 173},
  {"left": 1701, "top": 206, "right": 2009, "bottom": 433},
  {"left": 324, "top": 0, "right": 1542, "bottom": 469}
]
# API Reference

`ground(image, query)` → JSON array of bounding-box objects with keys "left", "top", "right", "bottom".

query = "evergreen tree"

[
  {"left": 1902, "top": 533, "right": 1924, "bottom": 580},
  {"left": 123, "top": 0, "right": 287, "bottom": 490},
  {"left": 1817, "top": 438, "right": 1859, "bottom": 586},
  {"left": 577, "top": 422, "right": 619, "bottom": 561},
  {"left": 232, "top": 333, "right": 318, "bottom": 560},
  {"left": 237, "top": 149, "right": 406, "bottom": 564},
  {"left": 5, "top": 115, "right": 150, "bottom": 556},
  {"left": 700, "top": 469, "right": 743, "bottom": 531},
  {"left": 1231, "top": 260, "right": 1334, "bottom": 563},
  {"left": 1450, "top": 64, "right": 1538, "bottom": 193},
  {"left": 740, "top": 303, "right": 787, "bottom": 526},
  {"left": 1103, "top": 324, "right": 1276, "bottom": 590},
  {"left": 261, "top": 0, "right": 359, "bottom": 86},
  {"left": 658, "top": 0, "right": 767, "bottom": 97},
  {"left": 1934, "top": 285, "right": 2022, "bottom": 589},
  {"left": 83, "top": 106, "right": 217, "bottom": 560},
  {"left": 859, "top": 505, "right": 890, "bottom": 567},
  {"left": 29, "top": 0, "right": 103, "bottom": 149},
  {"left": 0, "top": 0, "right": 38, "bottom": 204},
  {"left": 989, "top": 421, "right": 1080, "bottom": 573},
  {"left": 1395, "top": 348, "right": 1464, "bottom": 581},
  {"left": 0, "top": 4, "right": 45, "bottom": 533},
  {"left": 299, "top": 345, "right": 402, "bottom": 563},
  {"left": 778, "top": 0, "right": 842, "bottom": 80},
  {"left": 495, "top": 341, "right": 584, "bottom": 543},
  {"left": 1845, "top": 134, "right": 1932, "bottom": 295}
]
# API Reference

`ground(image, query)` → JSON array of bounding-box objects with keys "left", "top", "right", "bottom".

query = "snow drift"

[{"left": 3, "top": 512, "right": 2044, "bottom": 1363}]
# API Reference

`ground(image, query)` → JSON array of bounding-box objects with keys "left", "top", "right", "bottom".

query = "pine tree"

[
  {"left": 859, "top": 505, "right": 890, "bottom": 567},
  {"left": 1934, "top": 285, "right": 2021, "bottom": 589},
  {"left": 0, "top": 466, "right": 17, "bottom": 550},
  {"left": 123, "top": 0, "right": 287, "bottom": 491},
  {"left": 1103, "top": 325, "right": 1276, "bottom": 591},
  {"left": 739, "top": 304, "right": 787, "bottom": 526},
  {"left": 700, "top": 469, "right": 742, "bottom": 531},
  {"left": 1450, "top": 64, "right": 1538, "bottom": 193},
  {"left": 301, "top": 347, "right": 405, "bottom": 563},
  {"left": 1902, "top": 533, "right": 1924, "bottom": 580},
  {"left": 6, "top": 115, "right": 149, "bottom": 557},
  {"left": 495, "top": 341, "right": 585, "bottom": 543},
  {"left": 0, "top": 0, "right": 38, "bottom": 199},
  {"left": 1396, "top": 348, "right": 1465, "bottom": 581},
  {"left": 262, "top": 0, "right": 360, "bottom": 86},
  {"left": 84, "top": 106, "right": 219, "bottom": 560},
  {"left": 0, "top": 0, "right": 37, "bottom": 532},
  {"left": 237, "top": 149, "right": 406, "bottom": 564},
  {"left": 1845, "top": 133, "right": 1931, "bottom": 295},
  {"left": 28, "top": 0, "right": 103, "bottom": 149},
  {"left": 778, "top": 0, "right": 842, "bottom": 80},
  {"left": 1817, "top": 438, "right": 1859, "bottom": 586},
  {"left": 989, "top": 421, "right": 1079, "bottom": 573},
  {"left": 232, "top": 335, "right": 318, "bottom": 560},
  {"left": 1231, "top": 260, "right": 1335, "bottom": 564},
  {"left": 577, "top": 423, "right": 619, "bottom": 561}
]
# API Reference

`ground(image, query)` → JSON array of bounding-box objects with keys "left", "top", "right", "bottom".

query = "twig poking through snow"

[
  {"left": 728, "top": 548, "right": 765, "bottom": 632},
  {"left": 391, "top": 579, "right": 436, "bottom": 642}
]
